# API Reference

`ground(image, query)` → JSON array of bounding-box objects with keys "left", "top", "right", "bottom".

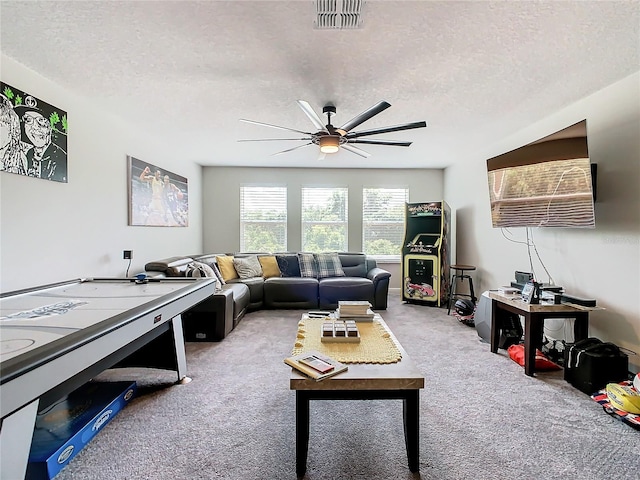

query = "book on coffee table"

[
  {"left": 336, "top": 301, "right": 374, "bottom": 320},
  {"left": 284, "top": 351, "right": 348, "bottom": 381}
]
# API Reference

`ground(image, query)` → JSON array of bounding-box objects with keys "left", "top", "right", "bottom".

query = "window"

[
  {"left": 363, "top": 187, "right": 408, "bottom": 260},
  {"left": 240, "top": 186, "right": 287, "bottom": 252},
  {"left": 301, "top": 187, "right": 348, "bottom": 252}
]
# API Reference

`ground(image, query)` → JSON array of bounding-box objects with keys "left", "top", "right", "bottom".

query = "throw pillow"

[
  {"left": 211, "top": 262, "right": 226, "bottom": 285},
  {"left": 185, "top": 261, "right": 222, "bottom": 292},
  {"left": 276, "top": 254, "right": 301, "bottom": 277},
  {"left": 216, "top": 256, "right": 238, "bottom": 282},
  {"left": 233, "top": 255, "right": 263, "bottom": 279},
  {"left": 258, "top": 255, "right": 281, "bottom": 278},
  {"left": 196, "top": 258, "right": 227, "bottom": 285},
  {"left": 297, "top": 252, "right": 318, "bottom": 278},
  {"left": 314, "top": 252, "right": 345, "bottom": 278},
  {"left": 185, "top": 261, "right": 215, "bottom": 278}
]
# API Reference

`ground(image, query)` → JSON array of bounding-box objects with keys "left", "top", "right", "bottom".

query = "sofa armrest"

[
  {"left": 182, "top": 289, "right": 234, "bottom": 341},
  {"left": 367, "top": 267, "right": 391, "bottom": 283},
  {"left": 145, "top": 256, "right": 194, "bottom": 276},
  {"left": 367, "top": 267, "right": 391, "bottom": 310}
]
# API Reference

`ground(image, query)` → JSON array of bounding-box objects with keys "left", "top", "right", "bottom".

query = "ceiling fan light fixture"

[{"left": 319, "top": 135, "right": 340, "bottom": 153}]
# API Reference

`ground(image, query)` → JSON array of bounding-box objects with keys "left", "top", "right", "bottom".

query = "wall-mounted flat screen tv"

[{"left": 486, "top": 119, "right": 596, "bottom": 228}]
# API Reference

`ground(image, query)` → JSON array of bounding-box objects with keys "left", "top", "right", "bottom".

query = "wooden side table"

[{"left": 488, "top": 292, "right": 591, "bottom": 376}]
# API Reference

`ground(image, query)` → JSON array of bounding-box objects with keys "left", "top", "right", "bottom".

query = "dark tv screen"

[{"left": 486, "top": 120, "right": 596, "bottom": 228}]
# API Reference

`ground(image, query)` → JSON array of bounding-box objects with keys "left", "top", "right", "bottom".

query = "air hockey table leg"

[
  {"left": 0, "top": 399, "right": 39, "bottom": 480},
  {"left": 172, "top": 315, "right": 191, "bottom": 384}
]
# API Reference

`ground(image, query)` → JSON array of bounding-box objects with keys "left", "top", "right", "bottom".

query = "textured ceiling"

[{"left": 1, "top": 1, "right": 638, "bottom": 169}]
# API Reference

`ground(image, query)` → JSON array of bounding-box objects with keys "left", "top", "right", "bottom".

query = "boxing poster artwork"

[
  {"left": 128, "top": 155, "right": 189, "bottom": 227},
  {"left": 1, "top": 82, "right": 68, "bottom": 183}
]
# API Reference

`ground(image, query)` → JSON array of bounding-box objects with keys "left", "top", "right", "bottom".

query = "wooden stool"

[{"left": 447, "top": 264, "right": 477, "bottom": 315}]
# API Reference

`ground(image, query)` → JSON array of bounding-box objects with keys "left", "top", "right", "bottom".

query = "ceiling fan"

[{"left": 238, "top": 100, "right": 427, "bottom": 159}]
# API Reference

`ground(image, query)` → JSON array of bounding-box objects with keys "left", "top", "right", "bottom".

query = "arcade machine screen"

[{"left": 408, "top": 258, "right": 434, "bottom": 285}]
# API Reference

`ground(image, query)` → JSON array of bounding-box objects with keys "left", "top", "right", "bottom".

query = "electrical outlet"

[{"left": 123, "top": 250, "right": 133, "bottom": 260}]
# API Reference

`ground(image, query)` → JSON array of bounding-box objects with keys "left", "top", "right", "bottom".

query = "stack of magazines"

[{"left": 336, "top": 300, "right": 374, "bottom": 321}]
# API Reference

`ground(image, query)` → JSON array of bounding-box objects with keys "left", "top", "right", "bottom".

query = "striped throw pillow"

[
  {"left": 297, "top": 252, "right": 318, "bottom": 278},
  {"left": 315, "top": 252, "right": 345, "bottom": 278}
]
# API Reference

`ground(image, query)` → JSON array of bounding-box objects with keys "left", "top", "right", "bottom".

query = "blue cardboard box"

[{"left": 27, "top": 381, "right": 137, "bottom": 480}]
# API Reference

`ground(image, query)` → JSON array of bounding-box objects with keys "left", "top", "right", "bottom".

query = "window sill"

[{"left": 369, "top": 255, "right": 401, "bottom": 264}]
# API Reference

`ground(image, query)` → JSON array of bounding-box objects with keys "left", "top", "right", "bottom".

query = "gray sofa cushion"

[
  {"left": 225, "top": 283, "right": 250, "bottom": 324},
  {"left": 318, "top": 276, "right": 375, "bottom": 310},
  {"left": 228, "top": 276, "right": 264, "bottom": 309},
  {"left": 264, "top": 277, "right": 318, "bottom": 309}
]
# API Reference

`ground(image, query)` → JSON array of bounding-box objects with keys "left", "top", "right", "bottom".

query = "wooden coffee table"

[{"left": 289, "top": 315, "right": 425, "bottom": 477}]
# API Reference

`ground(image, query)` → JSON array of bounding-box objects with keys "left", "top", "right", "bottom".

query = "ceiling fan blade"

[
  {"left": 271, "top": 142, "right": 313, "bottom": 156},
  {"left": 341, "top": 144, "right": 371, "bottom": 158},
  {"left": 240, "top": 118, "right": 313, "bottom": 135},
  {"left": 336, "top": 101, "right": 391, "bottom": 135},
  {"left": 348, "top": 139, "right": 413, "bottom": 147},
  {"left": 345, "top": 121, "right": 427, "bottom": 139},
  {"left": 297, "top": 100, "right": 327, "bottom": 131},
  {"left": 238, "top": 137, "right": 311, "bottom": 142}
]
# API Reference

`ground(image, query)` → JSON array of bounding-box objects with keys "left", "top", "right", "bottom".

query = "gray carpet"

[{"left": 55, "top": 293, "right": 639, "bottom": 480}]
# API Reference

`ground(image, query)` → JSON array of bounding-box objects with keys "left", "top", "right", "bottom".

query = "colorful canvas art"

[
  {"left": 128, "top": 156, "right": 189, "bottom": 227},
  {"left": 0, "top": 82, "right": 68, "bottom": 183}
]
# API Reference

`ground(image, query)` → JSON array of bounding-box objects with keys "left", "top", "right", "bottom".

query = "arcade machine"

[{"left": 402, "top": 201, "right": 451, "bottom": 306}]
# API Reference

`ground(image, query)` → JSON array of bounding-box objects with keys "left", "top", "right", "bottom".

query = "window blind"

[
  {"left": 363, "top": 187, "right": 408, "bottom": 259},
  {"left": 240, "top": 186, "right": 287, "bottom": 251}
]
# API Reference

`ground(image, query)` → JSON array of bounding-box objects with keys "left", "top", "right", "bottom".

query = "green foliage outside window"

[
  {"left": 242, "top": 223, "right": 286, "bottom": 252},
  {"left": 302, "top": 188, "right": 348, "bottom": 251},
  {"left": 303, "top": 224, "right": 347, "bottom": 252}
]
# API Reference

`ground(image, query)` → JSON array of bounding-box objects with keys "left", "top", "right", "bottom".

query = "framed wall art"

[
  {"left": 127, "top": 155, "right": 189, "bottom": 227},
  {"left": 1, "top": 82, "right": 68, "bottom": 182}
]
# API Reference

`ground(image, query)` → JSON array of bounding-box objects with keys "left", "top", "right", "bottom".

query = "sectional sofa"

[{"left": 144, "top": 252, "right": 391, "bottom": 341}]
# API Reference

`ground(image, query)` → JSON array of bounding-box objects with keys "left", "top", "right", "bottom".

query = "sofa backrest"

[
  {"left": 145, "top": 256, "right": 193, "bottom": 276},
  {"left": 146, "top": 252, "right": 379, "bottom": 279},
  {"left": 193, "top": 253, "right": 226, "bottom": 266},
  {"left": 338, "top": 253, "right": 368, "bottom": 277}
]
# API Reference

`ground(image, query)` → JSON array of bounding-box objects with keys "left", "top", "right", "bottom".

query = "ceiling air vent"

[{"left": 314, "top": 0, "right": 365, "bottom": 30}]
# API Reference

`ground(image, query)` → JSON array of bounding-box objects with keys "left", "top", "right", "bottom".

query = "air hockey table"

[{"left": 0, "top": 277, "right": 216, "bottom": 479}]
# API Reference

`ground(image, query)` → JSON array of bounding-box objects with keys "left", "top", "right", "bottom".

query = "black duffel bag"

[{"left": 564, "top": 337, "right": 628, "bottom": 394}]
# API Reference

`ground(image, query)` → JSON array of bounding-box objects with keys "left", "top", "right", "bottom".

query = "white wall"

[
  {"left": 444, "top": 72, "right": 640, "bottom": 372},
  {"left": 202, "top": 167, "right": 443, "bottom": 288},
  {"left": 0, "top": 55, "right": 204, "bottom": 291}
]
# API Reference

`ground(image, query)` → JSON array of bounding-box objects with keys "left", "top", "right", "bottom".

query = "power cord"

[
  {"left": 501, "top": 227, "right": 556, "bottom": 286},
  {"left": 527, "top": 228, "right": 555, "bottom": 285},
  {"left": 125, "top": 258, "right": 132, "bottom": 277}
]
